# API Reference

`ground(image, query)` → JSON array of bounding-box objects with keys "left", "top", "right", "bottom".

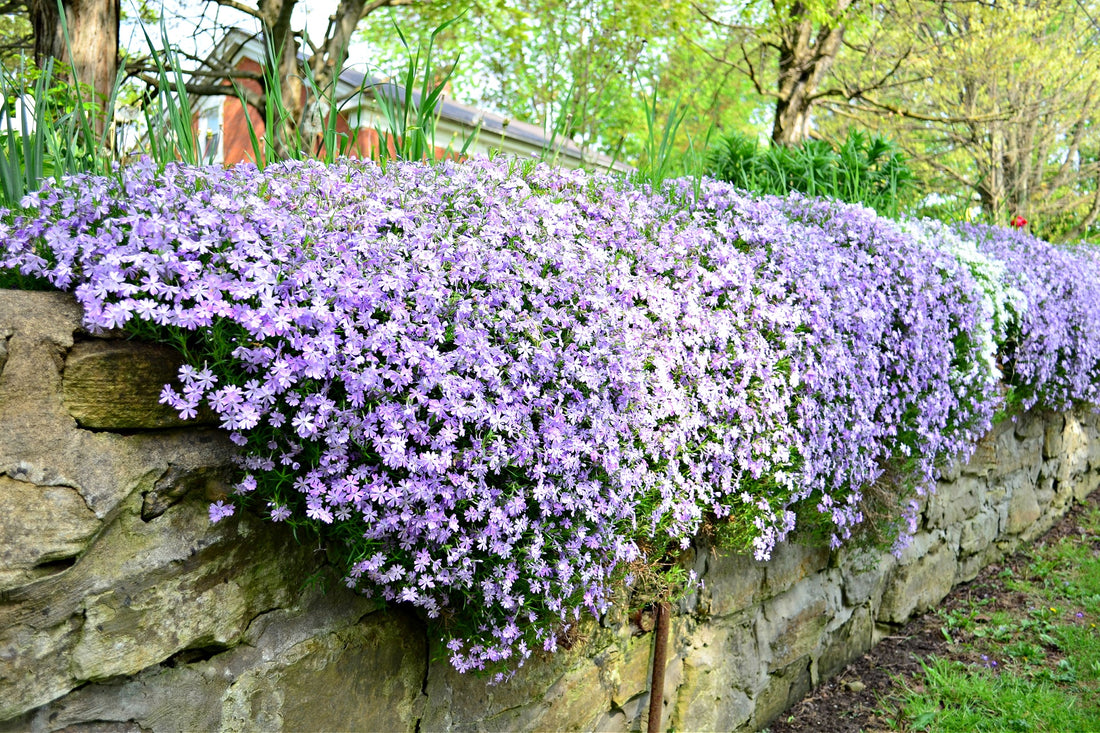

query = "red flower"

[{"left": 1011, "top": 215, "right": 1028, "bottom": 228}]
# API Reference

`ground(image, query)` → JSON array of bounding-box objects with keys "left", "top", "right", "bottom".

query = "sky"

[{"left": 122, "top": 0, "right": 378, "bottom": 71}]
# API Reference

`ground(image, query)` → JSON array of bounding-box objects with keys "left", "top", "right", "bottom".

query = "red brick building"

[{"left": 194, "top": 30, "right": 624, "bottom": 171}]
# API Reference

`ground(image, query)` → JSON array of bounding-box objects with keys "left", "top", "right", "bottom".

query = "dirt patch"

[{"left": 765, "top": 492, "right": 1100, "bottom": 733}]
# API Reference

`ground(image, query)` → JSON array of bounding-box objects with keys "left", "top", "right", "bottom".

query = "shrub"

[
  {"left": 706, "top": 129, "right": 916, "bottom": 218},
  {"left": 684, "top": 187, "right": 999, "bottom": 551}
]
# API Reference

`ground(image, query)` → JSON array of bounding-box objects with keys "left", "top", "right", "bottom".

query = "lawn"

[{"left": 769, "top": 491, "right": 1100, "bottom": 733}]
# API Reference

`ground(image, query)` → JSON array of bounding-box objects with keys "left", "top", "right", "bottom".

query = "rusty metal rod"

[{"left": 647, "top": 601, "right": 671, "bottom": 733}]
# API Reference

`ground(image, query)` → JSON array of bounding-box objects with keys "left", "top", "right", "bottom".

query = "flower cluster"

[
  {"left": 2, "top": 156, "right": 1097, "bottom": 676},
  {"left": 958, "top": 223, "right": 1100, "bottom": 410},
  {"left": 682, "top": 188, "right": 1001, "bottom": 551},
  {"left": 900, "top": 217, "right": 1026, "bottom": 386}
]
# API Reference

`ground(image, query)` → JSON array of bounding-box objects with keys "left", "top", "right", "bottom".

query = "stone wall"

[{"left": 2, "top": 289, "right": 1098, "bottom": 732}]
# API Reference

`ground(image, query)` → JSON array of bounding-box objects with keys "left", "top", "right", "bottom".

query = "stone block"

[
  {"left": 62, "top": 340, "right": 216, "bottom": 430},
  {"left": 668, "top": 619, "right": 759, "bottom": 732},
  {"left": 0, "top": 326, "right": 11, "bottom": 379},
  {"left": 1045, "top": 414, "right": 1067, "bottom": 459},
  {"left": 991, "top": 426, "right": 1040, "bottom": 479},
  {"left": 565, "top": 629, "right": 650, "bottom": 718},
  {"left": 956, "top": 553, "right": 986, "bottom": 584},
  {"left": 0, "top": 488, "right": 316, "bottom": 718},
  {"left": 141, "top": 462, "right": 234, "bottom": 521},
  {"left": 938, "top": 453, "right": 962, "bottom": 483},
  {"left": 1014, "top": 412, "right": 1045, "bottom": 440},
  {"left": 0, "top": 615, "right": 87, "bottom": 723},
  {"left": 1072, "top": 474, "right": 1094, "bottom": 502},
  {"left": 763, "top": 541, "right": 830, "bottom": 599},
  {"left": 1088, "top": 420, "right": 1100, "bottom": 470},
  {"left": 959, "top": 510, "right": 998, "bottom": 557},
  {"left": 0, "top": 475, "right": 100, "bottom": 590},
  {"left": 838, "top": 550, "right": 892, "bottom": 609},
  {"left": 227, "top": 611, "right": 427, "bottom": 733},
  {"left": 761, "top": 579, "right": 830, "bottom": 671},
  {"left": 699, "top": 549, "right": 765, "bottom": 618},
  {"left": 68, "top": 500, "right": 308, "bottom": 682},
  {"left": 814, "top": 605, "right": 873, "bottom": 684},
  {"left": 878, "top": 537, "right": 957, "bottom": 624},
  {"left": 750, "top": 658, "right": 812, "bottom": 732},
  {"left": 926, "top": 475, "right": 981, "bottom": 529},
  {"left": 1058, "top": 413, "right": 1090, "bottom": 486},
  {"left": 1005, "top": 482, "right": 1041, "bottom": 535},
  {"left": 7, "top": 592, "right": 422, "bottom": 733},
  {"left": 962, "top": 433, "right": 996, "bottom": 477},
  {"left": 420, "top": 617, "right": 623, "bottom": 732},
  {"left": 1035, "top": 474, "right": 1056, "bottom": 510}
]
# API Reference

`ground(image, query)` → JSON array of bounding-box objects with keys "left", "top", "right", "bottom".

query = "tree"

[
  {"left": 152, "top": 0, "right": 416, "bottom": 153},
  {"left": 826, "top": 0, "right": 1100, "bottom": 239},
  {"left": 0, "top": 12, "right": 31, "bottom": 69},
  {"left": 694, "top": 0, "right": 865, "bottom": 145},
  {"left": 356, "top": 0, "right": 766, "bottom": 164},
  {"left": 16, "top": 0, "right": 119, "bottom": 130}
]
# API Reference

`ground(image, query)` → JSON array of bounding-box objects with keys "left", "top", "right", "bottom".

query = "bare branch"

[
  {"left": 359, "top": 0, "right": 414, "bottom": 19},
  {"left": 209, "top": 0, "right": 263, "bottom": 19},
  {"left": 1063, "top": 186, "right": 1100, "bottom": 240},
  {"left": 134, "top": 71, "right": 266, "bottom": 111},
  {"left": 739, "top": 43, "right": 770, "bottom": 97},
  {"left": 841, "top": 95, "right": 1012, "bottom": 124},
  {"left": 690, "top": 2, "right": 756, "bottom": 34}
]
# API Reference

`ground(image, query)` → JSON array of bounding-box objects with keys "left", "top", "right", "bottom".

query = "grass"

[{"left": 882, "top": 504, "right": 1100, "bottom": 732}]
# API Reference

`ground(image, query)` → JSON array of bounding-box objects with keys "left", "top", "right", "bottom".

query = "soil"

[{"left": 765, "top": 492, "right": 1100, "bottom": 733}]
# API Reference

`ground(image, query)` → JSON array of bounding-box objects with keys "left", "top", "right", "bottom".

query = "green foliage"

[
  {"left": 0, "top": 6, "right": 471, "bottom": 200},
  {"left": 706, "top": 129, "right": 916, "bottom": 216},
  {"left": 0, "top": 15, "right": 30, "bottom": 72},
  {"left": 888, "top": 505, "right": 1100, "bottom": 731},
  {"left": 235, "top": 28, "right": 381, "bottom": 169},
  {"left": 356, "top": 0, "right": 767, "bottom": 164},
  {"left": 139, "top": 23, "right": 204, "bottom": 170},
  {"left": 235, "top": 32, "right": 322, "bottom": 168},
  {"left": 0, "top": 8, "right": 203, "bottom": 205},
  {"left": 233, "top": 15, "right": 474, "bottom": 168},
  {"left": 824, "top": 0, "right": 1100, "bottom": 241},
  {"left": 899, "top": 656, "right": 1100, "bottom": 732},
  {"left": 372, "top": 15, "right": 467, "bottom": 164},
  {"left": 0, "top": 59, "right": 51, "bottom": 207},
  {"left": 0, "top": 56, "right": 121, "bottom": 208},
  {"left": 633, "top": 77, "right": 688, "bottom": 189}
]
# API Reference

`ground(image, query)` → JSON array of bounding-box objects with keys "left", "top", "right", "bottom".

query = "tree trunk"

[
  {"left": 257, "top": 0, "right": 304, "bottom": 157},
  {"left": 30, "top": 0, "right": 119, "bottom": 135},
  {"left": 771, "top": 1, "right": 850, "bottom": 146}
]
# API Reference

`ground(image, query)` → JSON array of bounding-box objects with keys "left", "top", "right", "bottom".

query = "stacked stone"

[{"left": 2, "top": 290, "right": 1098, "bottom": 732}]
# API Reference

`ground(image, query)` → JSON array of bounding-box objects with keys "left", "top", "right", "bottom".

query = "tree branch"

[
  {"left": 134, "top": 71, "right": 266, "bottom": 112},
  {"left": 1063, "top": 186, "right": 1100, "bottom": 240},
  {"left": 210, "top": 0, "right": 263, "bottom": 19},
  {"left": 690, "top": 2, "right": 756, "bottom": 34},
  {"left": 842, "top": 95, "right": 1012, "bottom": 124}
]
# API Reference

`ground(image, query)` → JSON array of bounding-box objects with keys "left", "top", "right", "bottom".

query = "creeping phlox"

[
  {"left": 2, "top": 157, "right": 1098, "bottom": 677},
  {"left": 900, "top": 218, "right": 1027, "bottom": 387},
  {"left": 957, "top": 223, "right": 1100, "bottom": 412},
  {"left": 686, "top": 188, "right": 1003, "bottom": 552}
]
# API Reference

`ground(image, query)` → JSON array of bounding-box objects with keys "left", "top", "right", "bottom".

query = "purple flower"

[
  {"left": 4, "top": 156, "right": 1096, "bottom": 676},
  {"left": 208, "top": 500, "right": 235, "bottom": 523}
]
